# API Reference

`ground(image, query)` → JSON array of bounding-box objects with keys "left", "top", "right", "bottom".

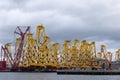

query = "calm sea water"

[{"left": 0, "top": 72, "right": 119, "bottom": 80}]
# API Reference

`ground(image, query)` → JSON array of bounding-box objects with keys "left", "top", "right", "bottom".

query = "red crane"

[{"left": 1, "top": 26, "right": 30, "bottom": 71}]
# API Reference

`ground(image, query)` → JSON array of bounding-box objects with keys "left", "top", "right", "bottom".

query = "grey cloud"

[{"left": 0, "top": 0, "right": 120, "bottom": 52}]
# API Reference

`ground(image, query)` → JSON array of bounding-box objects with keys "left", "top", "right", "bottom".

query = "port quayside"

[{"left": 0, "top": 24, "right": 120, "bottom": 75}]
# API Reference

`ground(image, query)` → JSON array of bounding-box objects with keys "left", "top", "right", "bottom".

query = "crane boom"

[
  {"left": 1, "top": 26, "right": 30, "bottom": 70},
  {"left": 13, "top": 26, "right": 30, "bottom": 68}
]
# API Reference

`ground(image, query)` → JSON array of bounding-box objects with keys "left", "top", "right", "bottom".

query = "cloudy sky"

[{"left": 0, "top": 0, "right": 120, "bottom": 59}]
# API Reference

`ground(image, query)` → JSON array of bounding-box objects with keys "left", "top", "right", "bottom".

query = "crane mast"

[
  {"left": 0, "top": 24, "right": 116, "bottom": 71},
  {"left": 1, "top": 26, "right": 30, "bottom": 71}
]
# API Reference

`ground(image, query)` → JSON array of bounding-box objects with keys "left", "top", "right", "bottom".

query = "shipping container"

[{"left": 0, "top": 61, "right": 6, "bottom": 69}]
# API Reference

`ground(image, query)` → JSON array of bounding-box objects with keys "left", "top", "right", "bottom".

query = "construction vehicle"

[{"left": 1, "top": 26, "right": 30, "bottom": 71}]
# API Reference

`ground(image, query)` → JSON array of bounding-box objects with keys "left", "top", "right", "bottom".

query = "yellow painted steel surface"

[{"left": 2, "top": 24, "right": 114, "bottom": 70}]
